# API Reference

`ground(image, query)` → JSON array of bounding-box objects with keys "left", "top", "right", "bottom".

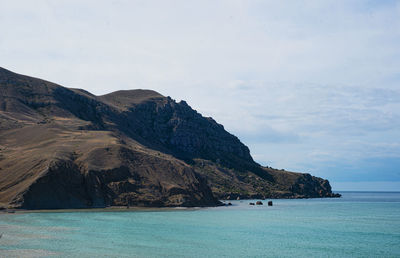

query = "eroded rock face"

[
  {"left": 192, "top": 161, "right": 339, "bottom": 200},
  {"left": 12, "top": 147, "right": 219, "bottom": 209},
  {"left": 0, "top": 67, "right": 339, "bottom": 209},
  {"left": 289, "top": 174, "right": 335, "bottom": 198},
  {"left": 102, "top": 95, "right": 255, "bottom": 169}
]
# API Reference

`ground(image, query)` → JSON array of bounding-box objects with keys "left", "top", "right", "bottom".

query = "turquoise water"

[{"left": 0, "top": 192, "right": 399, "bottom": 257}]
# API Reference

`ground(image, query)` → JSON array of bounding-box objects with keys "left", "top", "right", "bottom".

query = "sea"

[{"left": 0, "top": 191, "right": 399, "bottom": 257}]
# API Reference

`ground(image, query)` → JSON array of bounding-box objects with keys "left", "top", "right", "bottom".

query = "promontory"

[{"left": 0, "top": 67, "right": 339, "bottom": 209}]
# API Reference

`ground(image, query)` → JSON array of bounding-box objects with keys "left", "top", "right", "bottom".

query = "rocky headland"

[{"left": 0, "top": 67, "right": 340, "bottom": 209}]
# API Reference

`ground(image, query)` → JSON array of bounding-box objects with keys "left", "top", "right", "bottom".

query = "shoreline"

[
  {"left": 0, "top": 195, "right": 345, "bottom": 214},
  {"left": 0, "top": 206, "right": 204, "bottom": 214}
]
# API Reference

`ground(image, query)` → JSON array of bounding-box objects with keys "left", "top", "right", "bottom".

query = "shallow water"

[{"left": 0, "top": 192, "right": 399, "bottom": 257}]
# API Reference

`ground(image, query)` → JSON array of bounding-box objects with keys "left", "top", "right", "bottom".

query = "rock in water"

[{"left": 256, "top": 201, "right": 263, "bottom": 205}]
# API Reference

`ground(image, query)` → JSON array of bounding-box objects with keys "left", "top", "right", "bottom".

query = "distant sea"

[{"left": 1, "top": 192, "right": 399, "bottom": 257}]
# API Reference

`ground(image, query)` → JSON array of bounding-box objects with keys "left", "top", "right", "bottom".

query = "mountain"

[{"left": 0, "top": 67, "right": 339, "bottom": 209}]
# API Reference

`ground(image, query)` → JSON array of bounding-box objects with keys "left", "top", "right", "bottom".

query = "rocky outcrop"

[
  {"left": 289, "top": 173, "right": 340, "bottom": 198},
  {"left": 0, "top": 67, "right": 339, "bottom": 209},
  {"left": 14, "top": 148, "right": 217, "bottom": 209},
  {"left": 100, "top": 93, "right": 256, "bottom": 172}
]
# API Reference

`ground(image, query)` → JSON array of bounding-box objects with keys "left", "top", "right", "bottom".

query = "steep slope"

[
  {"left": 0, "top": 67, "right": 339, "bottom": 209},
  {"left": 0, "top": 68, "right": 218, "bottom": 208},
  {"left": 99, "top": 91, "right": 262, "bottom": 176}
]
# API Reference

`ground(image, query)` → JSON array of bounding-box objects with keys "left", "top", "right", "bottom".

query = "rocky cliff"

[{"left": 0, "top": 67, "right": 339, "bottom": 209}]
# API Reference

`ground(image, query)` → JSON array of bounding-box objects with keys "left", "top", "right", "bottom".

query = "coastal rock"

[
  {"left": 288, "top": 173, "right": 341, "bottom": 198},
  {"left": 256, "top": 201, "right": 263, "bottom": 205}
]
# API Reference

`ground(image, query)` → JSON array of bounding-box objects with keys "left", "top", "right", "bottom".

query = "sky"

[{"left": 1, "top": 0, "right": 399, "bottom": 191}]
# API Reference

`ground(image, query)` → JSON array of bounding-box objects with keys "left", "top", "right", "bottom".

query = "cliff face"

[
  {"left": 13, "top": 147, "right": 216, "bottom": 209},
  {"left": 0, "top": 67, "right": 339, "bottom": 209},
  {"left": 100, "top": 92, "right": 261, "bottom": 175}
]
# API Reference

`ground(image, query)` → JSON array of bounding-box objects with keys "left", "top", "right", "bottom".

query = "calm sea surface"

[{"left": 0, "top": 192, "right": 399, "bottom": 257}]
